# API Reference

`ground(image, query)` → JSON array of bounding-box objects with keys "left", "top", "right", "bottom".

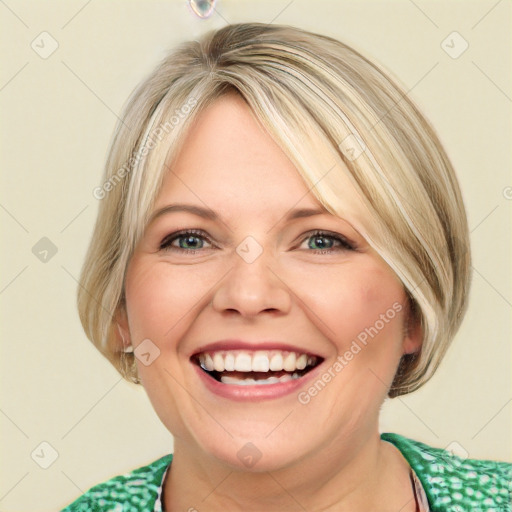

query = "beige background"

[{"left": 0, "top": 0, "right": 510, "bottom": 510}]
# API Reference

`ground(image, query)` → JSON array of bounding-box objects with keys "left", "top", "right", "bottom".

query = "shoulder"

[
  {"left": 381, "top": 432, "right": 511, "bottom": 511},
  {"left": 60, "top": 453, "right": 173, "bottom": 511}
]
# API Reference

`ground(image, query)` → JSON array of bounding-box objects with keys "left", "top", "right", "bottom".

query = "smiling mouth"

[{"left": 192, "top": 350, "right": 323, "bottom": 386}]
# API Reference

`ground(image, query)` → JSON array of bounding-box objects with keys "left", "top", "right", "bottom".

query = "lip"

[
  {"left": 192, "top": 357, "right": 325, "bottom": 401},
  {"left": 190, "top": 340, "right": 323, "bottom": 358}
]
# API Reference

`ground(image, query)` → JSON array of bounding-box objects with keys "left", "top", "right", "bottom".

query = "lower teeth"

[{"left": 220, "top": 373, "right": 300, "bottom": 385}]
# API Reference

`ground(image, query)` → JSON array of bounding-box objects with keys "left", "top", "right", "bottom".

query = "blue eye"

[
  {"left": 159, "top": 229, "right": 212, "bottom": 252},
  {"left": 302, "top": 231, "right": 355, "bottom": 253},
  {"left": 159, "top": 229, "right": 355, "bottom": 254}
]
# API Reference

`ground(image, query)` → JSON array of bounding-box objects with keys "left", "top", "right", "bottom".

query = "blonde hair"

[{"left": 78, "top": 22, "right": 471, "bottom": 398}]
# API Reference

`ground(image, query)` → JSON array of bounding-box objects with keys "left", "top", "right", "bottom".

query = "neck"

[{"left": 164, "top": 430, "right": 415, "bottom": 512}]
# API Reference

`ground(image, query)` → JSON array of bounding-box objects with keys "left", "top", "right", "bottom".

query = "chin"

[
  {"left": 213, "top": 444, "right": 301, "bottom": 473},
  {"left": 192, "top": 428, "right": 308, "bottom": 473}
]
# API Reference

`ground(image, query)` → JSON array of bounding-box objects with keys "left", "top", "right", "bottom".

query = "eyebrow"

[{"left": 148, "top": 203, "right": 329, "bottom": 225}]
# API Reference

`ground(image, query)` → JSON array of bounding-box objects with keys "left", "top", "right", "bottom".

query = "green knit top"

[{"left": 60, "top": 432, "right": 511, "bottom": 511}]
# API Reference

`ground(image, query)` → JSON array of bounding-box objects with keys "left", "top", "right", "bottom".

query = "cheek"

[
  {"left": 124, "top": 260, "right": 210, "bottom": 340},
  {"left": 305, "top": 263, "right": 404, "bottom": 333},
  {"left": 339, "top": 276, "right": 407, "bottom": 395}
]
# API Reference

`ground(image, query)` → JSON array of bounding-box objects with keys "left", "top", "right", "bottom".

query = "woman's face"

[{"left": 118, "top": 92, "right": 421, "bottom": 471}]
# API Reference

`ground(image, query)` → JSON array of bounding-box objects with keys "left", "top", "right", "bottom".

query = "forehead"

[{"left": 153, "top": 93, "right": 325, "bottom": 215}]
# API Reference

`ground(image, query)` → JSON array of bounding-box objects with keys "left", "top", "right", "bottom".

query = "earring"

[
  {"left": 118, "top": 327, "right": 140, "bottom": 384},
  {"left": 117, "top": 324, "right": 133, "bottom": 353}
]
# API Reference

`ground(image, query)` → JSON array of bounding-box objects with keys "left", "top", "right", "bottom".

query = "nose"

[{"left": 211, "top": 246, "right": 292, "bottom": 318}]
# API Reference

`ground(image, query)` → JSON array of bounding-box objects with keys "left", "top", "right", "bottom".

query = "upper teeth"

[{"left": 197, "top": 351, "right": 318, "bottom": 373}]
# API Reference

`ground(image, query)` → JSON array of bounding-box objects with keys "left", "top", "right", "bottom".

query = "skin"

[{"left": 116, "top": 92, "right": 423, "bottom": 511}]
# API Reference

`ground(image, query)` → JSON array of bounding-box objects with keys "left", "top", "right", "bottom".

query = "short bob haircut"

[{"left": 78, "top": 22, "right": 471, "bottom": 398}]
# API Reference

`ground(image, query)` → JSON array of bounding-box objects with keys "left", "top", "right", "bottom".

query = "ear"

[
  {"left": 402, "top": 299, "right": 423, "bottom": 355},
  {"left": 114, "top": 305, "right": 131, "bottom": 351}
]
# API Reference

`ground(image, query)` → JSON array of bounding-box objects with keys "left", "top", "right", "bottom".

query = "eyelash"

[{"left": 158, "top": 229, "right": 356, "bottom": 254}]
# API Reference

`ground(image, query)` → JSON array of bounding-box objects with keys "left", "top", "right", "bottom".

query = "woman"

[{"left": 61, "top": 22, "right": 510, "bottom": 511}]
